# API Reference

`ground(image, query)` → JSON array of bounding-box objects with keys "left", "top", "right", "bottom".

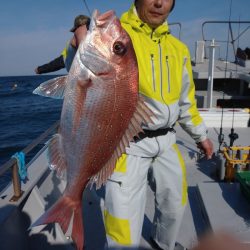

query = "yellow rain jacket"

[
  {"left": 121, "top": 5, "right": 207, "bottom": 142},
  {"left": 61, "top": 42, "right": 76, "bottom": 72}
]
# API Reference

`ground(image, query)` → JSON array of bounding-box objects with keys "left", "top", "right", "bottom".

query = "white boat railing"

[
  {"left": 201, "top": 20, "right": 250, "bottom": 61},
  {"left": 0, "top": 121, "right": 60, "bottom": 201}
]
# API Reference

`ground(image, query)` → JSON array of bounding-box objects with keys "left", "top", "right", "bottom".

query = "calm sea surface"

[{"left": 0, "top": 75, "right": 63, "bottom": 189}]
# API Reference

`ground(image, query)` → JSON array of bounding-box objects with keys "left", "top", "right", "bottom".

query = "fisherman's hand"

[
  {"left": 197, "top": 138, "right": 213, "bottom": 159},
  {"left": 192, "top": 232, "right": 250, "bottom": 250}
]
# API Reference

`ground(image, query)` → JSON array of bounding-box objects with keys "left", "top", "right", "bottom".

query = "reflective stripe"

[
  {"left": 166, "top": 56, "right": 171, "bottom": 93},
  {"left": 159, "top": 43, "right": 164, "bottom": 101},
  {"left": 172, "top": 144, "right": 187, "bottom": 206},
  {"left": 104, "top": 209, "right": 132, "bottom": 245},
  {"left": 150, "top": 54, "right": 156, "bottom": 92},
  {"left": 114, "top": 154, "right": 127, "bottom": 173}
]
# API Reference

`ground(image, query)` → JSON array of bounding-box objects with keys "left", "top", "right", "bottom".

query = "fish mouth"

[
  {"left": 80, "top": 9, "right": 117, "bottom": 78},
  {"left": 90, "top": 9, "right": 116, "bottom": 32},
  {"left": 97, "top": 10, "right": 115, "bottom": 22}
]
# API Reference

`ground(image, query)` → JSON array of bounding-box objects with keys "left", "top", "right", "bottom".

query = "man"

[
  {"left": 35, "top": 15, "right": 90, "bottom": 74},
  {"left": 104, "top": 1, "right": 213, "bottom": 250}
]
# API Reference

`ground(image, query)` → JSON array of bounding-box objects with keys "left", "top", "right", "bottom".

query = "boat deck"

[
  {"left": 192, "top": 59, "right": 250, "bottom": 81},
  {"left": 0, "top": 125, "right": 250, "bottom": 249},
  {"left": 192, "top": 59, "right": 250, "bottom": 108}
]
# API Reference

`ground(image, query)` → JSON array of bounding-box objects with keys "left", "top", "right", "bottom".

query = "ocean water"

[{"left": 0, "top": 75, "right": 63, "bottom": 189}]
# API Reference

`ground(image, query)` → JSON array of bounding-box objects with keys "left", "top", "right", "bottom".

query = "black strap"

[{"left": 134, "top": 127, "right": 176, "bottom": 142}]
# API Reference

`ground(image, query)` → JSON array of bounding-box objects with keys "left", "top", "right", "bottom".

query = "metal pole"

[
  {"left": 207, "top": 39, "right": 217, "bottom": 108},
  {"left": 10, "top": 162, "right": 23, "bottom": 202}
]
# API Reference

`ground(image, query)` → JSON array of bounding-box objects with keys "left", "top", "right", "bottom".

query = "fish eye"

[{"left": 113, "top": 41, "right": 126, "bottom": 56}]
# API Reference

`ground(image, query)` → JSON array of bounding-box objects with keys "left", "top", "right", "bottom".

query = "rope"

[
  {"left": 82, "top": 0, "right": 91, "bottom": 16},
  {"left": 11, "top": 152, "right": 28, "bottom": 182}
]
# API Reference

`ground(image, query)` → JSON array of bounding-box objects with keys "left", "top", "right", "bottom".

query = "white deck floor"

[
  {"left": 192, "top": 59, "right": 250, "bottom": 81},
  {"left": 0, "top": 125, "right": 250, "bottom": 249}
]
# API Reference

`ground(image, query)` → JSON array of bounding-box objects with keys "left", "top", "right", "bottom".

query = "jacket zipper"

[
  {"left": 166, "top": 56, "right": 171, "bottom": 93},
  {"left": 150, "top": 54, "right": 156, "bottom": 91},
  {"left": 150, "top": 30, "right": 154, "bottom": 39}
]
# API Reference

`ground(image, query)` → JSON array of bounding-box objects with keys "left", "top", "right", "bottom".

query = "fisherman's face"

[{"left": 135, "top": 0, "right": 173, "bottom": 28}]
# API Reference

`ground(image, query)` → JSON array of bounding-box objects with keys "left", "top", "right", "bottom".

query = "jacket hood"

[{"left": 121, "top": 4, "right": 170, "bottom": 39}]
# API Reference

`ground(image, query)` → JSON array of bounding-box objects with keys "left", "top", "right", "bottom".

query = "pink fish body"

[{"left": 33, "top": 10, "right": 153, "bottom": 250}]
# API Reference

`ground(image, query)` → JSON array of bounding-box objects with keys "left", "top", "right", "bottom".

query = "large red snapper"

[{"left": 32, "top": 10, "right": 153, "bottom": 250}]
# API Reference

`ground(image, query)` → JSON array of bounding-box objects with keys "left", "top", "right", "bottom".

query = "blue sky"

[{"left": 0, "top": 0, "right": 249, "bottom": 76}]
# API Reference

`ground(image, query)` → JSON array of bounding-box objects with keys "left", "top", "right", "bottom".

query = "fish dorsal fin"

[
  {"left": 33, "top": 75, "right": 67, "bottom": 99},
  {"left": 47, "top": 133, "right": 67, "bottom": 179},
  {"left": 89, "top": 95, "right": 154, "bottom": 189}
]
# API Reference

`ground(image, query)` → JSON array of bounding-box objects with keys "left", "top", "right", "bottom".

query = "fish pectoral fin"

[
  {"left": 33, "top": 75, "right": 68, "bottom": 99},
  {"left": 47, "top": 133, "right": 67, "bottom": 178},
  {"left": 89, "top": 95, "right": 155, "bottom": 189}
]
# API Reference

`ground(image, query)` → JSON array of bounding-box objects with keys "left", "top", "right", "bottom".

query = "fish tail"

[
  {"left": 72, "top": 204, "right": 84, "bottom": 250},
  {"left": 32, "top": 195, "right": 84, "bottom": 250}
]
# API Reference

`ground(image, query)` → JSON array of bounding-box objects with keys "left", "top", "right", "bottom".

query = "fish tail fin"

[
  {"left": 32, "top": 196, "right": 84, "bottom": 250},
  {"left": 72, "top": 204, "right": 84, "bottom": 250}
]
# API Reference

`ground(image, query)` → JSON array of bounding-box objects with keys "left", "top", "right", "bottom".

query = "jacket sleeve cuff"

[
  {"left": 184, "top": 122, "right": 208, "bottom": 143},
  {"left": 195, "top": 134, "right": 208, "bottom": 143}
]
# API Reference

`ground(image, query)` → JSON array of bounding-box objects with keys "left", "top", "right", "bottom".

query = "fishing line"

[
  {"left": 223, "top": 0, "right": 233, "bottom": 80},
  {"left": 235, "top": 15, "right": 241, "bottom": 73},
  {"left": 231, "top": 106, "right": 235, "bottom": 129},
  {"left": 218, "top": 0, "right": 233, "bottom": 150},
  {"left": 82, "top": 0, "right": 92, "bottom": 16},
  {"left": 230, "top": 16, "right": 241, "bottom": 131},
  {"left": 229, "top": 15, "right": 242, "bottom": 146}
]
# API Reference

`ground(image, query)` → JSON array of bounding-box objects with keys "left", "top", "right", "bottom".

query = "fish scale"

[{"left": 32, "top": 9, "right": 154, "bottom": 250}]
